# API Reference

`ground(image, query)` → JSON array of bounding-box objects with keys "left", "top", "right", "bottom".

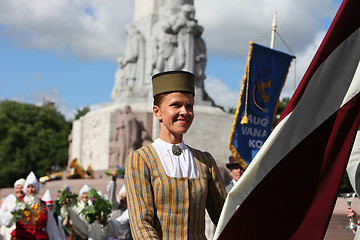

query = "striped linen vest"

[{"left": 125, "top": 144, "right": 226, "bottom": 240}]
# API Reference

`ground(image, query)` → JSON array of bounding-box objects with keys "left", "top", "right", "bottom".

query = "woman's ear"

[{"left": 153, "top": 105, "right": 162, "bottom": 121}]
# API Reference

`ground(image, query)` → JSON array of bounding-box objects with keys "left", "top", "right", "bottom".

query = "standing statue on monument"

[
  {"left": 111, "top": 58, "right": 126, "bottom": 100},
  {"left": 123, "top": 106, "right": 142, "bottom": 156},
  {"left": 194, "top": 25, "right": 207, "bottom": 88},
  {"left": 152, "top": 14, "right": 180, "bottom": 74},
  {"left": 172, "top": 4, "right": 198, "bottom": 71},
  {"left": 152, "top": 4, "right": 206, "bottom": 80},
  {"left": 111, "top": 24, "right": 146, "bottom": 101},
  {"left": 110, "top": 106, "right": 143, "bottom": 168},
  {"left": 109, "top": 111, "right": 123, "bottom": 168}
]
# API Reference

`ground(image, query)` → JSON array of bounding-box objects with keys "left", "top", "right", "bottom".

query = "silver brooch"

[{"left": 172, "top": 145, "right": 182, "bottom": 156}]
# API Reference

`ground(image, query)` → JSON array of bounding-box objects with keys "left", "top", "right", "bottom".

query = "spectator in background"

[
  {"left": 107, "top": 182, "right": 131, "bottom": 240},
  {"left": 225, "top": 155, "right": 245, "bottom": 194},
  {"left": 106, "top": 171, "right": 131, "bottom": 239},
  {"left": 68, "top": 184, "right": 92, "bottom": 239},
  {"left": 42, "top": 189, "right": 67, "bottom": 240}
]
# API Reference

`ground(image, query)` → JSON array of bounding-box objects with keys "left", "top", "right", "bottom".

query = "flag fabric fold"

[
  {"left": 229, "top": 42, "right": 294, "bottom": 169},
  {"left": 214, "top": 0, "right": 360, "bottom": 239}
]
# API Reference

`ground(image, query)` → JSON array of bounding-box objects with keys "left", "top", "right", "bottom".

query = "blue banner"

[{"left": 229, "top": 42, "right": 294, "bottom": 169}]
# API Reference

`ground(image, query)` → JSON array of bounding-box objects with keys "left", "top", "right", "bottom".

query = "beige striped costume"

[{"left": 125, "top": 144, "right": 226, "bottom": 240}]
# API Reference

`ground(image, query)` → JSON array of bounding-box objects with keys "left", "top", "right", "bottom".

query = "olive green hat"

[{"left": 152, "top": 71, "right": 195, "bottom": 98}]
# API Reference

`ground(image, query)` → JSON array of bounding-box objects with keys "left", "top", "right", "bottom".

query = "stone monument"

[{"left": 69, "top": 0, "right": 234, "bottom": 175}]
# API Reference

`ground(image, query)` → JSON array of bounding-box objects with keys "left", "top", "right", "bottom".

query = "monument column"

[{"left": 134, "top": 0, "right": 158, "bottom": 21}]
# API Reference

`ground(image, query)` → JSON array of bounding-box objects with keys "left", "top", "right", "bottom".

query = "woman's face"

[
  {"left": 26, "top": 184, "right": 37, "bottom": 196},
  {"left": 14, "top": 185, "right": 25, "bottom": 199},
  {"left": 81, "top": 192, "right": 88, "bottom": 203},
  {"left": 153, "top": 92, "right": 194, "bottom": 142}
]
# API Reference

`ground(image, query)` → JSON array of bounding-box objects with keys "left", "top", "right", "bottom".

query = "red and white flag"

[{"left": 214, "top": 0, "right": 360, "bottom": 239}]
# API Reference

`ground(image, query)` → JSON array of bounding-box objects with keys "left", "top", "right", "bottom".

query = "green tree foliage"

[
  {"left": 75, "top": 106, "right": 90, "bottom": 120},
  {"left": 272, "top": 97, "right": 290, "bottom": 128},
  {"left": 227, "top": 107, "right": 236, "bottom": 114},
  {"left": 0, "top": 101, "right": 71, "bottom": 188}
]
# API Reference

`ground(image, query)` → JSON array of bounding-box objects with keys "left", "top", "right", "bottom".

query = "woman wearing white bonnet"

[
  {"left": 11, "top": 171, "right": 62, "bottom": 240},
  {"left": 79, "top": 184, "right": 91, "bottom": 204},
  {"left": 67, "top": 184, "right": 92, "bottom": 239},
  {"left": 0, "top": 178, "right": 25, "bottom": 240}
]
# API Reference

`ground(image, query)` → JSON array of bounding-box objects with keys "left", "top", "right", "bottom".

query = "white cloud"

[
  {"left": 204, "top": 76, "right": 239, "bottom": 111},
  {"left": 0, "top": 0, "right": 133, "bottom": 61},
  {"left": 280, "top": 30, "right": 326, "bottom": 99},
  {"left": 195, "top": 0, "right": 338, "bottom": 57},
  {"left": 0, "top": 0, "right": 339, "bottom": 61}
]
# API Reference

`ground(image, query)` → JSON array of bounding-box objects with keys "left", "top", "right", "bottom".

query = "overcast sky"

[{"left": 0, "top": 0, "right": 342, "bottom": 119}]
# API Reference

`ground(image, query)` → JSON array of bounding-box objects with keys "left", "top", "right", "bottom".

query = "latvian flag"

[{"left": 214, "top": 0, "right": 360, "bottom": 239}]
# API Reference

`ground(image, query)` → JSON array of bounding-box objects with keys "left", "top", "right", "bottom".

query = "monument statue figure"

[
  {"left": 111, "top": 24, "right": 146, "bottom": 101},
  {"left": 109, "top": 106, "right": 143, "bottom": 168},
  {"left": 172, "top": 4, "right": 197, "bottom": 71},
  {"left": 194, "top": 25, "right": 207, "bottom": 88},
  {"left": 151, "top": 4, "right": 206, "bottom": 91},
  {"left": 123, "top": 106, "right": 142, "bottom": 161},
  {"left": 111, "top": 58, "right": 126, "bottom": 100},
  {"left": 152, "top": 6, "right": 181, "bottom": 74}
]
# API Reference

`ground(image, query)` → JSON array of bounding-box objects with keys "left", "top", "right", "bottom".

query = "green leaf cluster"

[
  {"left": 0, "top": 101, "right": 72, "bottom": 187},
  {"left": 104, "top": 165, "right": 125, "bottom": 178},
  {"left": 11, "top": 199, "right": 32, "bottom": 223},
  {"left": 79, "top": 189, "right": 113, "bottom": 226},
  {"left": 54, "top": 186, "right": 78, "bottom": 216}
]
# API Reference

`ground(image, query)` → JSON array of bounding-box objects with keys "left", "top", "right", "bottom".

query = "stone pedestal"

[
  {"left": 71, "top": 102, "right": 154, "bottom": 171},
  {"left": 185, "top": 105, "right": 234, "bottom": 164}
]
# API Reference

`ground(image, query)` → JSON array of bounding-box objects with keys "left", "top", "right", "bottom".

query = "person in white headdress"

[
  {"left": 42, "top": 189, "right": 66, "bottom": 240},
  {"left": 79, "top": 184, "right": 91, "bottom": 205},
  {"left": 0, "top": 178, "right": 25, "bottom": 240},
  {"left": 10, "top": 171, "right": 62, "bottom": 240},
  {"left": 67, "top": 184, "right": 92, "bottom": 240},
  {"left": 107, "top": 184, "right": 131, "bottom": 239}
]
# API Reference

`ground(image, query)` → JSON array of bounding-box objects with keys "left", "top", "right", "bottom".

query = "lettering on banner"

[
  {"left": 240, "top": 114, "right": 270, "bottom": 150},
  {"left": 248, "top": 139, "right": 263, "bottom": 148}
]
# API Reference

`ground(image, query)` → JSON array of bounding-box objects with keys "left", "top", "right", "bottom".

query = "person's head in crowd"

[
  {"left": 14, "top": 178, "right": 26, "bottom": 199},
  {"left": 152, "top": 71, "right": 195, "bottom": 143},
  {"left": 42, "top": 189, "right": 55, "bottom": 211},
  {"left": 23, "top": 171, "right": 40, "bottom": 196},
  {"left": 79, "top": 184, "right": 91, "bottom": 203},
  {"left": 119, "top": 185, "right": 127, "bottom": 209},
  {"left": 226, "top": 156, "right": 245, "bottom": 182}
]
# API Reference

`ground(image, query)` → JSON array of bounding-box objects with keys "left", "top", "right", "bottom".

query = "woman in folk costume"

[
  {"left": 10, "top": 171, "right": 62, "bottom": 240},
  {"left": 0, "top": 178, "right": 25, "bottom": 240},
  {"left": 107, "top": 184, "right": 131, "bottom": 239},
  {"left": 41, "top": 190, "right": 66, "bottom": 240},
  {"left": 67, "top": 184, "right": 92, "bottom": 240},
  {"left": 125, "top": 71, "right": 226, "bottom": 239}
]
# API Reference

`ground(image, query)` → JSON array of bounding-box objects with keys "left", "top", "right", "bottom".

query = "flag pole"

[{"left": 270, "top": 12, "right": 277, "bottom": 49}]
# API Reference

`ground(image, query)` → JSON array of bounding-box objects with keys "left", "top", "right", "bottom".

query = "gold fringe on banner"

[{"left": 228, "top": 41, "right": 254, "bottom": 170}]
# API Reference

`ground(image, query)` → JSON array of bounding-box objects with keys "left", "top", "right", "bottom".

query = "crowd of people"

[{"left": 0, "top": 170, "right": 131, "bottom": 240}]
